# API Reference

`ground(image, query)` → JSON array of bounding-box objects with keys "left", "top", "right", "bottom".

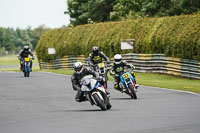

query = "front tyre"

[
  {"left": 24, "top": 66, "right": 30, "bottom": 77},
  {"left": 93, "top": 93, "right": 106, "bottom": 111},
  {"left": 106, "top": 102, "right": 112, "bottom": 110},
  {"left": 128, "top": 84, "right": 137, "bottom": 99}
]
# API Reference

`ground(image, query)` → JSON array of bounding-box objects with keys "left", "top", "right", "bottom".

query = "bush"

[{"left": 36, "top": 14, "right": 200, "bottom": 61}]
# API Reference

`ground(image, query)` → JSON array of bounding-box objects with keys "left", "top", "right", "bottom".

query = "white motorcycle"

[{"left": 80, "top": 76, "right": 112, "bottom": 111}]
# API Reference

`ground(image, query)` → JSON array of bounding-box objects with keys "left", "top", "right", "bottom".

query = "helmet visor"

[
  {"left": 114, "top": 59, "right": 121, "bottom": 62},
  {"left": 75, "top": 67, "right": 82, "bottom": 72}
]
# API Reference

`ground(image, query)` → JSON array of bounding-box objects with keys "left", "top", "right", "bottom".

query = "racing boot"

[
  {"left": 135, "top": 83, "right": 139, "bottom": 89},
  {"left": 114, "top": 83, "right": 123, "bottom": 93}
]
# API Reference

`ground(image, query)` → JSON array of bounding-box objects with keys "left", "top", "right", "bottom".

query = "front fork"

[{"left": 125, "top": 80, "right": 136, "bottom": 93}]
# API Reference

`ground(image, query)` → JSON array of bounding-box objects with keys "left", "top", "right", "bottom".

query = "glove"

[
  {"left": 18, "top": 56, "right": 21, "bottom": 60},
  {"left": 106, "top": 60, "right": 110, "bottom": 64},
  {"left": 32, "top": 56, "right": 35, "bottom": 60},
  {"left": 131, "top": 65, "right": 136, "bottom": 70},
  {"left": 96, "top": 76, "right": 102, "bottom": 81},
  {"left": 109, "top": 69, "right": 115, "bottom": 76},
  {"left": 76, "top": 87, "right": 81, "bottom": 91}
]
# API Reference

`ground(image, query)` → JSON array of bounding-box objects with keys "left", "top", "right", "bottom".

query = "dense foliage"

[
  {"left": 36, "top": 14, "right": 200, "bottom": 61},
  {"left": 65, "top": 0, "right": 116, "bottom": 26},
  {"left": 66, "top": 0, "right": 200, "bottom": 26},
  {"left": 0, "top": 25, "right": 50, "bottom": 56}
]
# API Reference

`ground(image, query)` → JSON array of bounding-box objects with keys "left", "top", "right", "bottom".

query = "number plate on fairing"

[
  {"left": 98, "top": 63, "right": 105, "bottom": 68},
  {"left": 122, "top": 73, "right": 129, "bottom": 79},
  {"left": 24, "top": 58, "right": 30, "bottom": 61}
]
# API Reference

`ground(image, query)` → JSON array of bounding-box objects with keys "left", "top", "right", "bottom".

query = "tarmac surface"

[{"left": 0, "top": 72, "right": 200, "bottom": 133}]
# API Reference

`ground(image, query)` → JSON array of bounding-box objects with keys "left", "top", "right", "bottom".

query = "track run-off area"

[{"left": 0, "top": 72, "right": 200, "bottom": 133}]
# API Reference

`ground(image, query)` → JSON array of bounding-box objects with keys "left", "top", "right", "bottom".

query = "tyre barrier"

[{"left": 38, "top": 54, "right": 200, "bottom": 79}]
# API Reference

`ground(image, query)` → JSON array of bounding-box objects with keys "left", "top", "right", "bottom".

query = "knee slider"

[{"left": 114, "top": 82, "right": 119, "bottom": 90}]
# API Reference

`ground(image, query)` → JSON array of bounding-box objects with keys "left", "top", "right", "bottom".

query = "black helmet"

[
  {"left": 114, "top": 54, "right": 122, "bottom": 64},
  {"left": 92, "top": 46, "right": 99, "bottom": 55},
  {"left": 23, "top": 46, "right": 29, "bottom": 51},
  {"left": 74, "top": 62, "right": 83, "bottom": 74}
]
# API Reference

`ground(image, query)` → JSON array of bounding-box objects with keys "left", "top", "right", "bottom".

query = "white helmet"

[
  {"left": 74, "top": 62, "right": 83, "bottom": 74},
  {"left": 114, "top": 54, "right": 122, "bottom": 64}
]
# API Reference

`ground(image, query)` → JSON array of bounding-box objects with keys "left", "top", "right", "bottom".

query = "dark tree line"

[
  {"left": 0, "top": 25, "right": 51, "bottom": 56},
  {"left": 65, "top": 0, "right": 200, "bottom": 26}
]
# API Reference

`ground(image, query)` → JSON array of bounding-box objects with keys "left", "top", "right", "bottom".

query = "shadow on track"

[
  {"left": 64, "top": 109, "right": 103, "bottom": 112},
  {"left": 110, "top": 97, "right": 132, "bottom": 100}
]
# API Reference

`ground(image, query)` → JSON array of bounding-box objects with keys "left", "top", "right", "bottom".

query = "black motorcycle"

[
  {"left": 20, "top": 57, "right": 33, "bottom": 77},
  {"left": 90, "top": 62, "right": 111, "bottom": 93}
]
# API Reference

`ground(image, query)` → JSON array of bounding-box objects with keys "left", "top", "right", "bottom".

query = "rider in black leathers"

[
  {"left": 88, "top": 46, "right": 110, "bottom": 71},
  {"left": 71, "top": 62, "right": 100, "bottom": 102},
  {"left": 88, "top": 46, "right": 111, "bottom": 94},
  {"left": 18, "top": 46, "right": 34, "bottom": 71}
]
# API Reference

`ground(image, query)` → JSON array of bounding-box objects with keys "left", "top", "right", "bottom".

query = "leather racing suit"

[{"left": 71, "top": 67, "right": 99, "bottom": 102}]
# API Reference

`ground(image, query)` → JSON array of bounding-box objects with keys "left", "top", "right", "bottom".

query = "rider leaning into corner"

[
  {"left": 18, "top": 46, "right": 34, "bottom": 71},
  {"left": 71, "top": 62, "right": 102, "bottom": 102},
  {"left": 110, "top": 54, "right": 139, "bottom": 92},
  {"left": 88, "top": 46, "right": 110, "bottom": 71}
]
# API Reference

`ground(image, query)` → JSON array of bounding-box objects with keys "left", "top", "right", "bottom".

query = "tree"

[
  {"left": 31, "top": 25, "right": 51, "bottom": 49},
  {"left": 110, "top": 0, "right": 142, "bottom": 20},
  {"left": 65, "top": 0, "right": 88, "bottom": 26},
  {"left": 179, "top": 0, "right": 200, "bottom": 14},
  {"left": 65, "top": 0, "right": 116, "bottom": 26},
  {"left": 0, "top": 25, "right": 50, "bottom": 55}
]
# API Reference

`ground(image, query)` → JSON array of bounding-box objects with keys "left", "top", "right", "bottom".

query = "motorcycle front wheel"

[
  {"left": 24, "top": 66, "right": 30, "bottom": 77},
  {"left": 92, "top": 93, "right": 106, "bottom": 111},
  {"left": 128, "top": 84, "right": 137, "bottom": 99}
]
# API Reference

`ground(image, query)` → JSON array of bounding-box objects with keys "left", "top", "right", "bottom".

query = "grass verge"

[{"left": 0, "top": 55, "right": 20, "bottom": 65}]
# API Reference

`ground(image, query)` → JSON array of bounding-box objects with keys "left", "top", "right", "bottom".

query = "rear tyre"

[
  {"left": 93, "top": 93, "right": 106, "bottom": 111},
  {"left": 128, "top": 84, "right": 137, "bottom": 99},
  {"left": 27, "top": 71, "right": 30, "bottom": 77}
]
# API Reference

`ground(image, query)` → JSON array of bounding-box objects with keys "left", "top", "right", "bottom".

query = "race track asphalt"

[{"left": 0, "top": 72, "right": 200, "bottom": 133}]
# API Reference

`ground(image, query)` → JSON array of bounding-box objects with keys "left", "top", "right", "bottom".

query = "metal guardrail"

[{"left": 38, "top": 54, "right": 200, "bottom": 79}]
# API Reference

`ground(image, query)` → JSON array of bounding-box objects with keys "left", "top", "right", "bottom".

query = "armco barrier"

[
  {"left": 39, "top": 55, "right": 89, "bottom": 70},
  {"left": 38, "top": 54, "right": 200, "bottom": 79}
]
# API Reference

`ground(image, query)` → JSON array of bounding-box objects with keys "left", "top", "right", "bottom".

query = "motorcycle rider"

[
  {"left": 88, "top": 46, "right": 110, "bottom": 70},
  {"left": 88, "top": 46, "right": 110, "bottom": 94},
  {"left": 110, "top": 54, "right": 139, "bottom": 92},
  {"left": 18, "top": 46, "right": 34, "bottom": 71},
  {"left": 71, "top": 61, "right": 101, "bottom": 102}
]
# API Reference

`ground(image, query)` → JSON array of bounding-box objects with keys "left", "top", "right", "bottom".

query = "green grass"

[
  {"left": 0, "top": 55, "right": 20, "bottom": 65},
  {"left": 42, "top": 69, "right": 200, "bottom": 94},
  {"left": 135, "top": 72, "right": 200, "bottom": 94}
]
